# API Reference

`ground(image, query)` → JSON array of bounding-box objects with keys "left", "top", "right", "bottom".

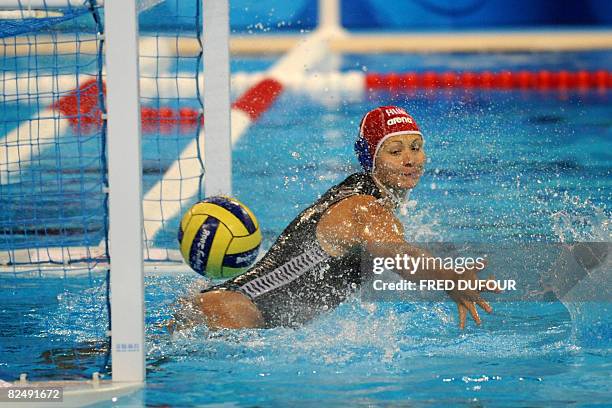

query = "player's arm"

[
  {"left": 347, "top": 195, "right": 442, "bottom": 279},
  {"left": 348, "top": 195, "right": 496, "bottom": 329}
]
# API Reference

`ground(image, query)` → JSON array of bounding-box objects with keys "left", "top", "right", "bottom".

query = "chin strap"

[{"left": 371, "top": 174, "right": 410, "bottom": 215}]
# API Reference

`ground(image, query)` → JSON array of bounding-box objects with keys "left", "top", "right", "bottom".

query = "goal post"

[
  {"left": 203, "top": 0, "right": 232, "bottom": 197},
  {"left": 104, "top": 0, "right": 145, "bottom": 383}
]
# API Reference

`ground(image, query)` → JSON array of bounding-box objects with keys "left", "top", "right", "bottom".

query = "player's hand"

[{"left": 444, "top": 265, "right": 501, "bottom": 329}]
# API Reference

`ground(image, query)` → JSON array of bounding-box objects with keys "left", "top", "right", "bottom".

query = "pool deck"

[{"left": 3, "top": 30, "right": 612, "bottom": 56}]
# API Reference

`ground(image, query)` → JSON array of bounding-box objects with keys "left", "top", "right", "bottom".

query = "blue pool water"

[{"left": 1, "top": 52, "right": 611, "bottom": 406}]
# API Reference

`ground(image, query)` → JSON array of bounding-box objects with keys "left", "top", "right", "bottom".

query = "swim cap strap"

[{"left": 371, "top": 174, "right": 405, "bottom": 210}]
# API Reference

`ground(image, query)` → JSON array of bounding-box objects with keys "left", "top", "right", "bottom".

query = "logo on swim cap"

[
  {"left": 387, "top": 116, "right": 413, "bottom": 126},
  {"left": 355, "top": 106, "right": 422, "bottom": 173}
]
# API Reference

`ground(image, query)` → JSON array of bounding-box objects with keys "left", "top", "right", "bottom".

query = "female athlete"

[{"left": 173, "top": 106, "right": 498, "bottom": 331}]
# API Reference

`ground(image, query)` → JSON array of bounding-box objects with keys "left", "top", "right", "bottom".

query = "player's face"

[{"left": 374, "top": 134, "right": 425, "bottom": 190}]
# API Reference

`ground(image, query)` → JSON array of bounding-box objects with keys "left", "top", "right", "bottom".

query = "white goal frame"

[{"left": 105, "top": 0, "right": 145, "bottom": 384}]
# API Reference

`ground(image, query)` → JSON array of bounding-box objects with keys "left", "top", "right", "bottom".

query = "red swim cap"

[{"left": 355, "top": 106, "right": 422, "bottom": 172}]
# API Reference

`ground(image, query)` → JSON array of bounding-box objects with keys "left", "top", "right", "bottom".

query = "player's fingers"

[
  {"left": 463, "top": 289, "right": 481, "bottom": 302},
  {"left": 465, "top": 301, "right": 481, "bottom": 325},
  {"left": 457, "top": 302, "right": 467, "bottom": 329},
  {"left": 476, "top": 298, "right": 493, "bottom": 313}
]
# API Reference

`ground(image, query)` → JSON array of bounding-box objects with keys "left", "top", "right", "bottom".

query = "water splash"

[
  {"left": 398, "top": 199, "right": 444, "bottom": 242},
  {"left": 548, "top": 193, "right": 611, "bottom": 348},
  {"left": 551, "top": 193, "right": 610, "bottom": 242}
]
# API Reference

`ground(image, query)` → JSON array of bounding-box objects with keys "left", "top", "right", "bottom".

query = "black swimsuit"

[{"left": 201, "top": 172, "right": 383, "bottom": 328}]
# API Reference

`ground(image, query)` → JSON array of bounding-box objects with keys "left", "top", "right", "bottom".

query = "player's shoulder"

[
  {"left": 339, "top": 193, "right": 378, "bottom": 207},
  {"left": 333, "top": 194, "right": 389, "bottom": 218},
  {"left": 322, "top": 172, "right": 390, "bottom": 219}
]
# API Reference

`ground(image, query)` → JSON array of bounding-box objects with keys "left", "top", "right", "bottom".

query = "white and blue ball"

[{"left": 178, "top": 196, "right": 261, "bottom": 278}]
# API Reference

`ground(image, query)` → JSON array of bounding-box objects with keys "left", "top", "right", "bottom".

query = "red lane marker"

[
  {"left": 140, "top": 107, "right": 202, "bottom": 134},
  {"left": 232, "top": 78, "right": 283, "bottom": 120},
  {"left": 461, "top": 71, "right": 477, "bottom": 88},
  {"left": 403, "top": 72, "right": 419, "bottom": 88},
  {"left": 577, "top": 70, "right": 590, "bottom": 88},
  {"left": 517, "top": 70, "right": 533, "bottom": 88},
  {"left": 160, "top": 77, "right": 285, "bottom": 134},
  {"left": 594, "top": 70, "right": 610, "bottom": 88},
  {"left": 387, "top": 73, "right": 400, "bottom": 90},
  {"left": 140, "top": 107, "right": 201, "bottom": 125},
  {"left": 179, "top": 107, "right": 199, "bottom": 123},
  {"left": 498, "top": 71, "right": 514, "bottom": 89},
  {"left": 54, "top": 80, "right": 204, "bottom": 133},
  {"left": 556, "top": 70, "right": 573, "bottom": 89},
  {"left": 365, "top": 73, "right": 383, "bottom": 90},
  {"left": 54, "top": 79, "right": 105, "bottom": 128},
  {"left": 365, "top": 70, "right": 612, "bottom": 90},
  {"left": 441, "top": 71, "right": 458, "bottom": 88},
  {"left": 422, "top": 71, "right": 438, "bottom": 88},
  {"left": 537, "top": 70, "right": 552, "bottom": 89},
  {"left": 54, "top": 77, "right": 287, "bottom": 133},
  {"left": 480, "top": 71, "right": 495, "bottom": 88}
]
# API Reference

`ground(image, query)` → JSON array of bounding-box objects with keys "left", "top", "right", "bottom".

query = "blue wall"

[
  {"left": 139, "top": 0, "right": 612, "bottom": 32},
  {"left": 341, "top": 0, "right": 612, "bottom": 30}
]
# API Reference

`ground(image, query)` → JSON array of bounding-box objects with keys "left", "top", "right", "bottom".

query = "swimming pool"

[{"left": 1, "top": 51, "right": 611, "bottom": 406}]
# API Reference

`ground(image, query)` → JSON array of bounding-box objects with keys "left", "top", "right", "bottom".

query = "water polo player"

[{"left": 181, "top": 106, "right": 498, "bottom": 330}]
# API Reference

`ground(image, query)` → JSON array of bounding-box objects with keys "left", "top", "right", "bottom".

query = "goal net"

[
  {"left": 0, "top": 0, "right": 111, "bottom": 382},
  {"left": 0, "top": 0, "right": 203, "bottom": 385}
]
